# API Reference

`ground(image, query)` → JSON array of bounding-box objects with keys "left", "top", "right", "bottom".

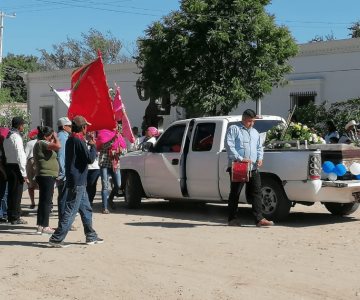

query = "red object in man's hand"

[{"left": 232, "top": 161, "right": 251, "bottom": 182}]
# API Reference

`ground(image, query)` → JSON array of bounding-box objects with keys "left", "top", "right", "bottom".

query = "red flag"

[
  {"left": 113, "top": 86, "right": 135, "bottom": 143},
  {"left": 68, "top": 54, "right": 116, "bottom": 131}
]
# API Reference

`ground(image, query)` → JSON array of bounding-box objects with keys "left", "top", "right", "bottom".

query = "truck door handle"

[{"left": 171, "top": 159, "right": 179, "bottom": 165}]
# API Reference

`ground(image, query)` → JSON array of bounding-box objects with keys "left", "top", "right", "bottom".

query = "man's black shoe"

[{"left": 49, "top": 240, "right": 70, "bottom": 248}]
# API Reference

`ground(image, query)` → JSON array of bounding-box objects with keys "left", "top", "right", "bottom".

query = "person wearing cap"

[
  {"left": 225, "top": 109, "right": 274, "bottom": 227},
  {"left": 339, "top": 120, "right": 358, "bottom": 144},
  {"left": 3, "top": 117, "right": 29, "bottom": 225},
  {"left": 56, "top": 117, "right": 72, "bottom": 221},
  {"left": 49, "top": 115, "right": 103, "bottom": 247},
  {"left": 25, "top": 128, "right": 39, "bottom": 209}
]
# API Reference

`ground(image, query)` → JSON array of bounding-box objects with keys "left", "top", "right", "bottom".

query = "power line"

[
  {"left": 32, "top": 0, "right": 162, "bottom": 17},
  {"left": 2, "top": 1, "right": 357, "bottom": 28}
]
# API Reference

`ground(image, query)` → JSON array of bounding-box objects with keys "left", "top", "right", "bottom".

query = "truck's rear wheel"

[
  {"left": 124, "top": 171, "right": 142, "bottom": 209},
  {"left": 261, "top": 177, "right": 291, "bottom": 221},
  {"left": 324, "top": 202, "right": 359, "bottom": 216}
]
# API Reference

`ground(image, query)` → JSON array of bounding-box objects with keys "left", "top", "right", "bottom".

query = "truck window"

[
  {"left": 227, "top": 120, "right": 282, "bottom": 133},
  {"left": 192, "top": 123, "right": 216, "bottom": 152},
  {"left": 153, "top": 124, "right": 186, "bottom": 153}
]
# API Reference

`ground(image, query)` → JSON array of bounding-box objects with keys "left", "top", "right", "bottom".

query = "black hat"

[{"left": 11, "top": 117, "right": 25, "bottom": 129}]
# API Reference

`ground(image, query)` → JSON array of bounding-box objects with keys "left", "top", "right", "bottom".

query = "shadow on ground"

[{"left": 91, "top": 197, "right": 360, "bottom": 228}]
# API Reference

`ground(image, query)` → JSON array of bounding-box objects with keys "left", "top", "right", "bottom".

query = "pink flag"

[{"left": 113, "top": 86, "right": 135, "bottom": 143}]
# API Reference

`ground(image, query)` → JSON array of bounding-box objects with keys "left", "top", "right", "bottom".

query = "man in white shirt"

[{"left": 3, "top": 117, "right": 29, "bottom": 225}]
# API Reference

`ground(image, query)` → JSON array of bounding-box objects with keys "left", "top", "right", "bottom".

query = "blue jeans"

[
  {"left": 0, "top": 181, "right": 8, "bottom": 218},
  {"left": 50, "top": 185, "right": 97, "bottom": 243},
  {"left": 100, "top": 167, "right": 121, "bottom": 210}
]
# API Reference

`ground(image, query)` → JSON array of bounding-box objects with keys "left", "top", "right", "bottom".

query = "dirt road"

[{"left": 1, "top": 191, "right": 360, "bottom": 300}]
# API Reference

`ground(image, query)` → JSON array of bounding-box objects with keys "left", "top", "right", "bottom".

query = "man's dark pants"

[
  {"left": 57, "top": 179, "right": 67, "bottom": 221},
  {"left": 228, "top": 170, "right": 263, "bottom": 223},
  {"left": 5, "top": 164, "right": 24, "bottom": 222}
]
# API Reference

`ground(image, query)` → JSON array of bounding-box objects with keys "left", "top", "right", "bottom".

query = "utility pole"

[{"left": 0, "top": 11, "right": 16, "bottom": 88}]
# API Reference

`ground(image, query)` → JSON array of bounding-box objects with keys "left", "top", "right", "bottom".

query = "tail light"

[{"left": 308, "top": 153, "right": 321, "bottom": 180}]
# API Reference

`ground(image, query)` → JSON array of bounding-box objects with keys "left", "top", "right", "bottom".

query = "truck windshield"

[
  {"left": 228, "top": 120, "right": 282, "bottom": 133},
  {"left": 253, "top": 120, "right": 282, "bottom": 133}
]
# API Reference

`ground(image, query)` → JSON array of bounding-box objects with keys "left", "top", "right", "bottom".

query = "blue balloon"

[
  {"left": 322, "top": 161, "right": 335, "bottom": 174},
  {"left": 334, "top": 164, "right": 347, "bottom": 176}
]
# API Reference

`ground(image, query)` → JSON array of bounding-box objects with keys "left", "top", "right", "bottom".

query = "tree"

[
  {"left": 309, "top": 32, "right": 336, "bottom": 43},
  {"left": 38, "top": 28, "right": 132, "bottom": 70},
  {"left": 349, "top": 21, "right": 360, "bottom": 38},
  {"left": 0, "top": 104, "right": 31, "bottom": 140},
  {"left": 294, "top": 101, "right": 327, "bottom": 129},
  {"left": 0, "top": 88, "right": 12, "bottom": 105},
  {"left": 136, "top": 0, "right": 298, "bottom": 116},
  {"left": 292, "top": 98, "right": 360, "bottom": 135},
  {"left": 1, "top": 54, "right": 41, "bottom": 103}
]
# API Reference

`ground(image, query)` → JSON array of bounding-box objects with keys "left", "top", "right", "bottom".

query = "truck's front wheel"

[
  {"left": 261, "top": 177, "right": 291, "bottom": 221},
  {"left": 324, "top": 202, "right": 359, "bottom": 216},
  {"left": 124, "top": 171, "right": 142, "bottom": 209}
]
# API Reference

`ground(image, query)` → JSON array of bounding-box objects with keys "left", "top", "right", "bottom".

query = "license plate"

[{"left": 352, "top": 192, "right": 360, "bottom": 202}]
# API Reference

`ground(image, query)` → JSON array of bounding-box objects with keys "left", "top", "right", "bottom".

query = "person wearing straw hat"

[{"left": 339, "top": 120, "right": 358, "bottom": 144}]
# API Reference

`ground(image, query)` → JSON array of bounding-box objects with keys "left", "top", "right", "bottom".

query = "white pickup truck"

[{"left": 120, "top": 115, "right": 360, "bottom": 221}]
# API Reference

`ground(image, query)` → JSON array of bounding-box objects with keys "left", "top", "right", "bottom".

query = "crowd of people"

[
  {"left": 0, "top": 115, "right": 160, "bottom": 247},
  {"left": 0, "top": 112, "right": 359, "bottom": 239}
]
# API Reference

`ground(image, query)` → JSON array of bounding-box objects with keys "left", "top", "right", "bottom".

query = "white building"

[
  {"left": 23, "top": 38, "right": 360, "bottom": 130},
  {"left": 234, "top": 38, "right": 360, "bottom": 117}
]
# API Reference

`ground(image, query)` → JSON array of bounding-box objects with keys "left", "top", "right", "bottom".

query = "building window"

[
  {"left": 40, "top": 106, "right": 53, "bottom": 127},
  {"left": 290, "top": 91, "right": 317, "bottom": 110}
]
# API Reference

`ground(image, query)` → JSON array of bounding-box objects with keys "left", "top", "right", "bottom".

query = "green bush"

[{"left": 294, "top": 98, "right": 360, "bottom": 136}]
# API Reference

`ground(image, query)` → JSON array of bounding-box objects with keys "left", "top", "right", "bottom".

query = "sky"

[{"left": 1, "top": 0, "right": 360, "bottom": 58}]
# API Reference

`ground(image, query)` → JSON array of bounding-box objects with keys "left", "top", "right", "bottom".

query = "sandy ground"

[{"left": 1, "top": 188, "right": 360, "bottom": 300}]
